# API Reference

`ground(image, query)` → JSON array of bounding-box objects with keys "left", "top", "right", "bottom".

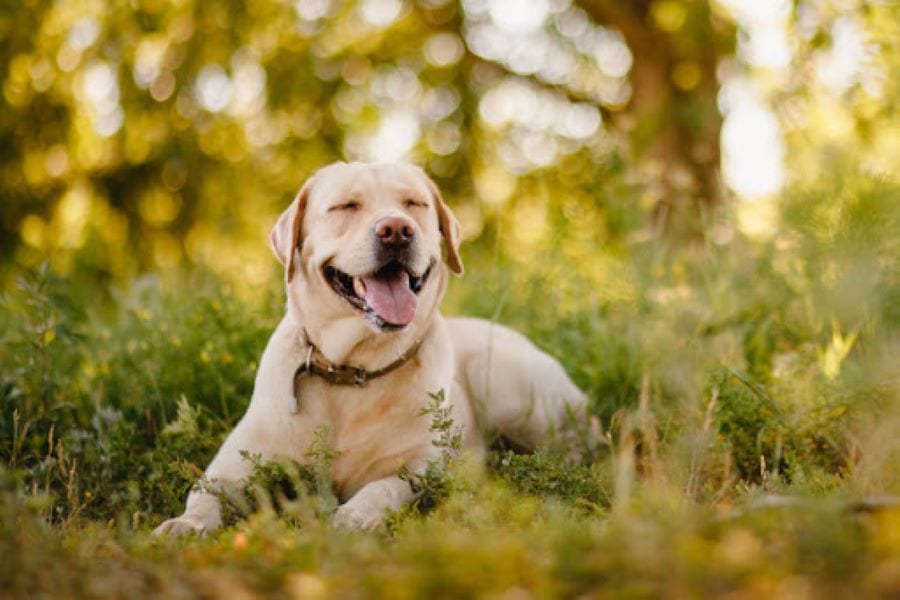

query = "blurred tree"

[
  {"left": 0, "top": 0, "right": 894, "bottom": 283},
  {"left": 574, "top": 0, "right": 733, "bottom": 234}
]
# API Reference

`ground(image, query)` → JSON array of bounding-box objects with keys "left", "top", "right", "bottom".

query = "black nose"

[{"left": 375, "top": 216, "right": 416, "bottom": 247}]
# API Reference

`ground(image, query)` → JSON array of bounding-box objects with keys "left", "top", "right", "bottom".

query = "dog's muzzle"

[{"left": 324, "top": 257, "right": 435, "bottom": 331}]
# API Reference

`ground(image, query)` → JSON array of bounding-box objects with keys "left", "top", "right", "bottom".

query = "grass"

[{"left": 1, "top": 167, "right": 899, "bottom": 598}]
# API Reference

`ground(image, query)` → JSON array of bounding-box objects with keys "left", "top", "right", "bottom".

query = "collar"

[{"left": 289, "top": 333, "right": 424, "bottom": 414}]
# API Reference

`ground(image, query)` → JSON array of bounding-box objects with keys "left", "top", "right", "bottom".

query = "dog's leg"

[
  {"left": 152, "top": 420, "right": 259, "bottom": 537},
  {"left": 332, "top": 475, "right": 418, "bottom": 530},
  {"left": 449, "top": 317, "right": 591, "bottom": 456}
]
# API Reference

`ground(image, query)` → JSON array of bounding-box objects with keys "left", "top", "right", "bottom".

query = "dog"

[{"left": 153, "top": 161, "right": 588, "bottom": 535}]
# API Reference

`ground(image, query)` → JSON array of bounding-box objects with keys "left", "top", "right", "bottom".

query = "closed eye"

[
  {"left": 403, "top": 198, "right": 428, "bottom": 209},
  {"left": 329, "top": 201, "right": 360, "bottom": 212}
]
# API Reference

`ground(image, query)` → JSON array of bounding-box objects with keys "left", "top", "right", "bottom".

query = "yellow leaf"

[{"left": 829, "top": 405, "right": 847, "bottom": 418}]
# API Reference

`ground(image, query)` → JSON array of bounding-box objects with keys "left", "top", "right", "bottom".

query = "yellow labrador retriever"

[{"left": 154, "top": 161, "right": 587, "bottom": 535}]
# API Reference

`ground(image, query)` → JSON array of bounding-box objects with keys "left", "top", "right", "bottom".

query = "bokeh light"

[{"left": 1, "top": 0, "right": 895, "bottom": 281}]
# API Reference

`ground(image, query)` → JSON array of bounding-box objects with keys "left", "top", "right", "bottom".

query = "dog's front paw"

[
  {"left": 152, "top": 514, "right": 211, "bottom": 538},
  {"left": 333, "top": 501, "right": 386, "bottom": 531}
]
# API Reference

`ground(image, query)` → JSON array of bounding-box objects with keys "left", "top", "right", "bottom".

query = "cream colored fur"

[{"left": 153, "top": 162, "right": 587, "bottom": 536}]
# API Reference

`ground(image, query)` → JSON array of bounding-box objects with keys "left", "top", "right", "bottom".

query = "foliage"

[
  {"left": 1, "top": 0, "right": 899, "bottom": 596},
  {"left": 5, "top": 0, "right": 893, "bottom": 283},
  {"left": 1, "top": 0, "right": 641, "bottom": 279},
  {"left": 224, "top": 430, "right": 340, "bottom": 528},
  {"left": 488, "top": 449, "right": 607, "bottom": 506},
  {"left": 0, "top": 268, "right": 277, "bottom": 525},
  {"left": 1, "top": 154, "right": 899, "bottom": 596},
  {"left": 398, "top": 390, "right": 465, "bottom": 515}
]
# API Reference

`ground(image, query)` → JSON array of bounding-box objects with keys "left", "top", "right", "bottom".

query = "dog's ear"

[
  {"left": 423, "top": 173, "right": 464, "bottom": 276},
  {"left": 270, "top": 176, "right": 315, "bottom": 282}
]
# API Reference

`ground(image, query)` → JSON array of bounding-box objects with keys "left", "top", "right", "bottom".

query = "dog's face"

[{"left": 269, "top": 162, "right": 463, "bottom": 336}]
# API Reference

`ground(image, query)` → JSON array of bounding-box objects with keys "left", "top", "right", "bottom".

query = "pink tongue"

[{"left": 362, "top": 271, "right": 418, "bottom": 326}]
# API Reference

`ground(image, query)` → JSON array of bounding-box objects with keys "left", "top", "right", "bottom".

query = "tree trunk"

[{"left": 575, "top": 0, "right": 731, "bottom": 237}]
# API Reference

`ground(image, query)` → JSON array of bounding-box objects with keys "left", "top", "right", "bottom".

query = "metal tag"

[
  {"left": 289, "top": 346, "right": 315, "bottom": 415},
  {"left": 290, "top": 368, "right": 307, "bottom": 415}
]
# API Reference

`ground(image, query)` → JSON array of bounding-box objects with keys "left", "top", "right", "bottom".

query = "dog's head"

[{"left": 269, "top": 162, "right": 463, "bottom": 338}]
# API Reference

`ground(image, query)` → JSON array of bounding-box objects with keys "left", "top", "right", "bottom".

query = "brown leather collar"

[{"left": 289, "top": 334, "right": 424, "bottom": 414}]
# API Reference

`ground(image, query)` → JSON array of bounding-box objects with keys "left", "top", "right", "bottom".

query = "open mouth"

[{"left": 324, "top": 260, "right": 434, "bottom": 330}]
